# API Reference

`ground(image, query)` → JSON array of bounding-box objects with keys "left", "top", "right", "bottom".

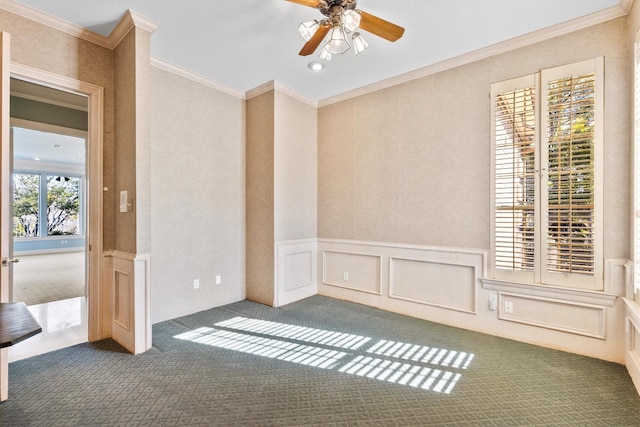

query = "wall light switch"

[
  {"left": 120, "top": 190, "right": 128, "bottom": 213},
  {"left": 489, "top": 294, "right": 497, "bottom": 311}
]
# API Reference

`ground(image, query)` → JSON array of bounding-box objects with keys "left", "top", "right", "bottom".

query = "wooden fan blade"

[
  {"left": 358, "top": 10, "right": 405, "bottom": 42},
  {"left": 285, "top": 0, "right": 321, "bottom": 8},
  {"left": 299, "top": 24, "right": 330, "bottom": 56}
]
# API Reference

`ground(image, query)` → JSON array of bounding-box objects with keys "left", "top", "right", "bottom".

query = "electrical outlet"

[
  {"left": 504, "top": 301, "right": 514, "bottom": 314},
  {"left": 194, "top": 279, "right": 200, "bottom": 289},
  {"left": 216, "top": 275, "right": 221, "bottom": 285},
  {"left": 343, "top": 272, "right": 349, "bottom": 281}
]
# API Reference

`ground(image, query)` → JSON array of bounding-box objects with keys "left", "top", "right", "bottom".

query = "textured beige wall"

[
  {"left": 0, "top": 9, "right": 116, "bottom": 249},
  {"left": 134, "top": 27, "right": 152, "bottom": 255},
  {"left": 114, "top": 30, "right": 137, "bottom": 254},
  {"left": 246, "top": 91, "right": 275, "bottom": 306},
  {"left": 150, "top": 67, "right": 246, "bottom": 323},
  {"left": 319, "top": 17, "right": 629, "bottom": 260},
  {"left": 246, "top": 90, "right": 318, "bottom": 306},
  {"left": 274, "top": 91, "right": 317, "bottom": 242}
]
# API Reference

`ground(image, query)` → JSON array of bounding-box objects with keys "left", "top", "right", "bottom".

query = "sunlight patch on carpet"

[{"left": 174, "top": 317, "right": 474, "bottom": 394}]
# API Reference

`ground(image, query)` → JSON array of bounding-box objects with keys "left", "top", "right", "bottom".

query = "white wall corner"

[{"left": 133, "top": 253, "right": 152, "bottom": 353}]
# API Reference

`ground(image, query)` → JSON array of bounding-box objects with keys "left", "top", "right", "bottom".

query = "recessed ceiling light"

[
  {"left": 52, "top": 144, "right": 62, "bottom": 148},
  {"left": 308, "top": 61, "right": 324, "bottom": 71},
  {"left": 33, "top": 157, "right": 40, "bottom": 161}
]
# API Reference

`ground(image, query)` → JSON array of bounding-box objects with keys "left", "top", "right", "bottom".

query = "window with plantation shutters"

[
  {"left": 493, "top": 80, "right": 536, "bottom": 281},
  {"left": 491, "top": 58, "right": 603, "bottom": 290}
]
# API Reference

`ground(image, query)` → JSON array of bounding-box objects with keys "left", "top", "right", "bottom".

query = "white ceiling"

[
  {"left": 12, "top": 0, "right": 626, "bottom": 101},
  {"left": 12, "top": 127, "right": 85, "bottom": 167}
]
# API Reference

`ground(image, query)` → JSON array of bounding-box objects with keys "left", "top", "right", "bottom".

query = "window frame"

[
  {"left": 13, "top": 170, "right": 85, "bottom": 240},
  {"left": 490, "top": 58, "right": 604, "bottom": 291}
]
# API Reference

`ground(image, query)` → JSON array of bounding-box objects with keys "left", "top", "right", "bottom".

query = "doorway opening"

[{"left": 8, "top": 78, "right": 89, "bottom": 361}]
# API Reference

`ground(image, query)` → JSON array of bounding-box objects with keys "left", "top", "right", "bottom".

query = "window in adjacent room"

[
  {"left": 13, "top": 171, "right": 83, "bottom": 238},
  {"left": 490, "top": 58, "right": 604, "bottom": 290}
]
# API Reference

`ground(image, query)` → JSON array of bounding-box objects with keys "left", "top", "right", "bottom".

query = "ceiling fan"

[{"left": 286, "top": 0, "right": 405, "bottom": 61}]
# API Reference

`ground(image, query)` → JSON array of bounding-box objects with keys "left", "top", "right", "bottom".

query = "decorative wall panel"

[
  {"left": 323, "top": 250, "right": 382, "bottom": 295},
  {"left": 625, "top": 299, "right": 640, "bottom": 396},
  {"left": 499, "top": 293, "right": 606, "bottom": 338},
  {"left": 275, "top": 239, "right": 317, "bottom": 307},
  {"left": 389, "top": 257, "right": 476, "bottom": 313},
  {"left": 284, "top": 251, "right": 313, "bottom": 292},
  {"left": 114, "top": 270, "right": 131, "bottom": 330}
]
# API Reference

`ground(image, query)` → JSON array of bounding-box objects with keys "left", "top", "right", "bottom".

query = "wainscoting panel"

[
  {"left": 105, "top": 251, "right": 151, "bottom": 354},
  {"left": 113, "top": 270, "right": 131, "bottom": 330},
  {"left": 389, "top": 257, "right": 476, "bottom": 313},
  {"left": 275, "top": 239, "right": 317, "bottom": 307},
  {"left": 322, "top": 250, "right": 381, "bottom": 295},
  {"left": 499, "top": 293, "right": 606, "bottom": 339},
  {"left": 625, "top": 298, "right": 640, "bottom": 396},
  {"left": 318, "top": 239, "right": 626, "bottom": 363},
  {"left": 111, "top": 254, "right": 135, "bottom": 352}
]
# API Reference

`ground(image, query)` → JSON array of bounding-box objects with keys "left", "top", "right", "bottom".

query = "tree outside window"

[{"left": 13, "top": 172, "right": 81, "bottom": 238}]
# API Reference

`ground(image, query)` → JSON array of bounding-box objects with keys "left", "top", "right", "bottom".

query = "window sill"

[{"left": 481, "top": 278, "right": 617, "bottom": 307}]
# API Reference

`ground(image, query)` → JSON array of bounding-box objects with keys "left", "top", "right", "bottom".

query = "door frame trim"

[{"left": 10, "top": 62, "right": 105, "bottom": 341}]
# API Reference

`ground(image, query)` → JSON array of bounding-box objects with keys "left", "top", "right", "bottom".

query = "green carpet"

[{"left": 2, "top": 295, "right": 640, "bottom": 426}]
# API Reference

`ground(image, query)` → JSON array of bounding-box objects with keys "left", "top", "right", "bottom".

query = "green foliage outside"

[{"left": 13, "top": 173, "right": 80, "bottom": 237}]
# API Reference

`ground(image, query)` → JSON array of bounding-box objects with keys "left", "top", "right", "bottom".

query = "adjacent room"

[{"left": 1, "top": 0, "right": 640, "bottom": 425}]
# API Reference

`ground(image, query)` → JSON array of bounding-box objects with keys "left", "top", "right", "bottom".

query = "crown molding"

[
  {"left": 274, "top": 82, "right": 318, "bottom": 107},
  {"left": 621, "top": 0, "right": 634, "bottom": 13},
  {"left": 108, "top": 10, "right": 159, "bottom": 49},
  {"left": 245, "top": 81, "right": 318, "bottom": 107},
  {"left": 318, "top": 4, "right": 630, "bottom": 107},
  {"left": 0, "top": 2, "right": 158, "bottom": 50},
  {"left": 0, "top": 0, "right": 632, "bottom": 108},
  {"left": 245, "top": 81, "right": 274, "bottom": 100},
  {"left": 150, "top": 57, "right": 246, "bottom": 100},
  {"left": 0, "top": 0, "right": 111, "bottom": 48}
]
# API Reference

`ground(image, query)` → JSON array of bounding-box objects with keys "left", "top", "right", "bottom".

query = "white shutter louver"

[
  {"left": 494, "top": 88, "right": 536, "bottom": 273},
  {"left": 545, "top": 73, "right": 596, "bottom": 276}
]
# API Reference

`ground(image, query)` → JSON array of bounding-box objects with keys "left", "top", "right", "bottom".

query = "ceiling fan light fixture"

[
  {"left": 325, "top": 26, "right": 350, "bottom": 54},
  {"left": 318, "top": 44, "right": 333, "bottom": 61},
  {"left": 298, "top": 20, "right": 320, "bottom": 41},
  {"left": 352, "top": 32, "right": 369, "bottom": 55},
  {"left": 342, "top": 9, "right": 361, "bottom": 33},
  {"left": 290, "top": 0, "right": 404, "bottom": 60}
]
